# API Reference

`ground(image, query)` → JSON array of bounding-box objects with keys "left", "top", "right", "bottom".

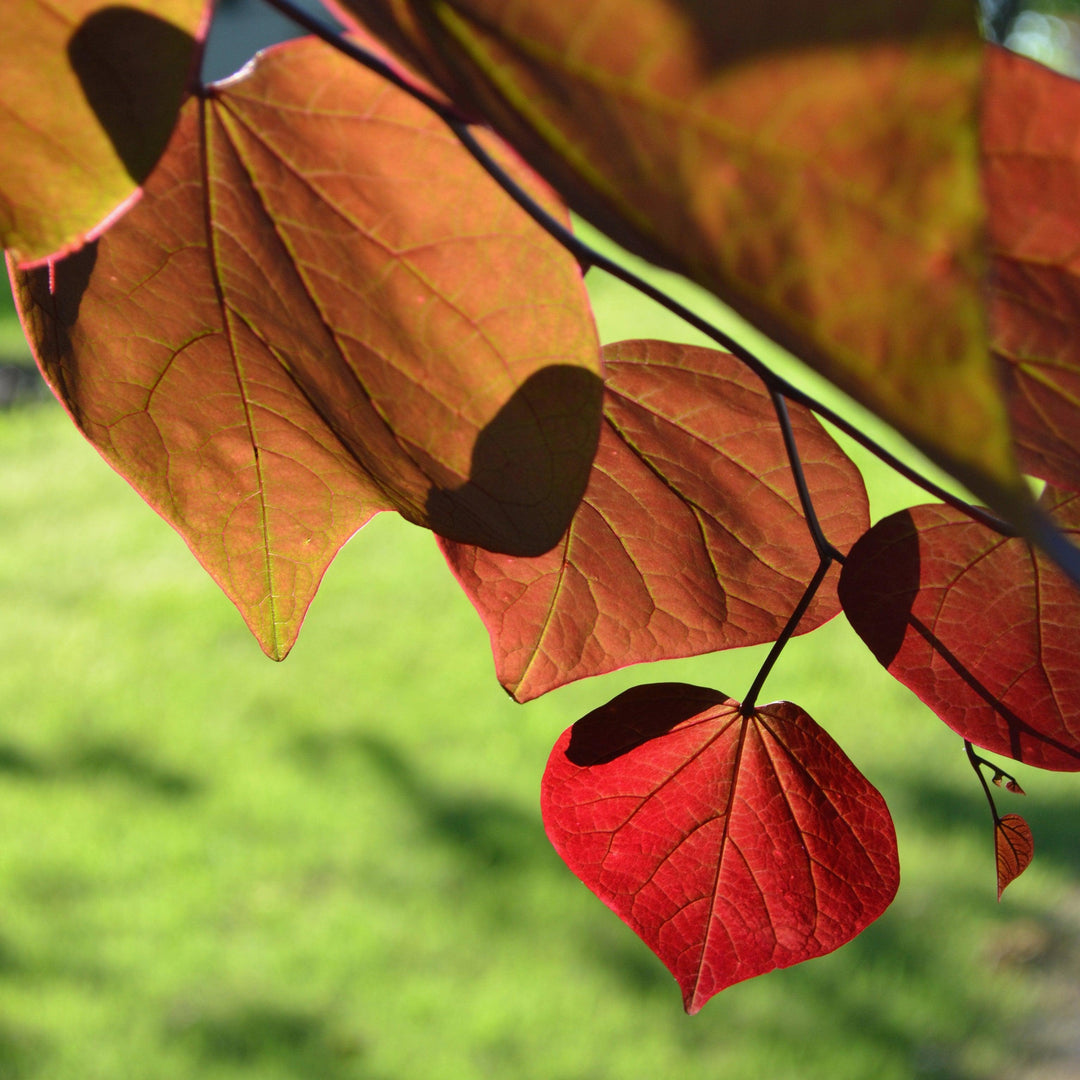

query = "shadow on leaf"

[
  {"left": 424, "top": 364, "right": 602, "bottom": 557},
  {"left": 68, "top": 7, "right": 195, "bottom": 184},
  {"left": 565, "top": 682, "right": 727, "bottom": 766}
]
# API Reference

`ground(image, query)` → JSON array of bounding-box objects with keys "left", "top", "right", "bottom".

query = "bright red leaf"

[
  {"left": 342, "top": 0, "right": 1032, "bottom": 527},
  {"left": 11, "top": 34, "right": 601, "bottom": 658},
  {"left": 984, "top": 45, "right": 1080, "bottom": 495},
  {"left": 542, "top": 683, "right": 899, "bottom": 1012},
  {"left": 442, "top": 340, "right": 868, "bottom": 701},
  {"left": 838, "top": 488, "right": 1080, "bottom": 770},
  {"left": 995, "top": 813, "right": 1034, "bottom": 900},
  {"left": 1, "top": 0, "right": 207, "bottom": 265}
]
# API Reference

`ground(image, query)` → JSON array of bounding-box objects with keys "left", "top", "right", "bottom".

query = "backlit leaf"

[
  {"left": 542, "top": 683, "right": 899, "bottom": 1012},
  {"left": 343, "top": 0, "right": 1030, "bottom": 522},
  {"left": 991, "top": 772, "right": 1025, "bottom": 796},
  {"left": 984, "top": 46, "right": 1080, "bottom": 495},
  {"left": 1, "top": 0, "right": 207, "bottom": 265},
  {"left": 442, "top": 340, "right": 868, "bottom": 701},
  {"left": 11, "top": 34, "right": 601, "bottom": 658},
  {"left": 838, "top": 488, "right": 1080, "bottom": 769},
  {"left": 995, "top": 813, "right": 1033, "bottom": 900}
]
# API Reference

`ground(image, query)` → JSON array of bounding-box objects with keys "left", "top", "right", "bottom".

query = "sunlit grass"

[{"left": 0, "top": 274, "right": 31, "bottom": 362}]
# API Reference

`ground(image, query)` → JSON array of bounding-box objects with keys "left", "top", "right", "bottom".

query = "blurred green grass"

[
  {"left": 0, "top": 277, "right": 31, "bottom": 365},
  {"left": 0, "top": 253, "right": 1076, "bottom": 1080}
]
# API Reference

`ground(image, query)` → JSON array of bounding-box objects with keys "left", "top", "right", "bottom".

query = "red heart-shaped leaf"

[
  {"left": 541, "top": 683, "right": 899, "bottom": 1012},
  {"left": 839, "top": 487, "right": 1080, "bottom": 769}
]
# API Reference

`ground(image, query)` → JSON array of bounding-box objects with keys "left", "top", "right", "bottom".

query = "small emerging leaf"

[
  {"left": 839, "top": 487, "right": 1080, "bottom": 769},
  {"left": 443, "top": 340, "right": 868, "bottom": 700},
  {"left": 995, "top": 813, "right": 1034, "bottom": 899},
  {"left": 1, "top": 0, "right": 207, "bottom": 264},
  {"left": 542, "top": 683, "right": 899, "bottom": 1012},
  {"left": 991, "top": 772, "right": 1024, "bottom": 796},
  {"left": 12, "top": 34, "right": 601, "bottom": 657}
]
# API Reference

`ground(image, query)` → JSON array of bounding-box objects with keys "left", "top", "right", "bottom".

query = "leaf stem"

[
  {"left": 257, "top": 0, "right": 1027, "bottom": 544},
  {"left": 770, "top": 390, "right": 845, "bottom": 563},
  {"left": 965, "top": 741, "right": 1026, "bottom": 803},
  {"left": 742, "top": 555, "right": 833, "bottom": 715},
  {"left": 965, "top": 740, "right": 1003, "bottom": 825}
]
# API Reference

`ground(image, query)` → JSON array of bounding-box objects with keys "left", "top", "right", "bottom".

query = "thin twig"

[
  {"left": 742, "top": 555, "right": 833, "bottom": 714},
  {"left": 965, "top": 739, "right": 1003, "bottom": 824},
  {"left": 770, "top": 390, "right": 845, "bottom": 562}
]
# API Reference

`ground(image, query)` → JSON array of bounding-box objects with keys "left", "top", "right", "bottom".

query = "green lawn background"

[{"left": 0, "top": 236, "right": 1076, "bottom": 1080}]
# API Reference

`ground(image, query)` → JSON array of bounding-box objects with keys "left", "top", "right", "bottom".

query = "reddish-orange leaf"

[
  {"left": 984, "top": 46, "right": 1080, "bottom": 495},
  {"left": 992, "top": 772, "right": 1025, "bottom": 796},
  {"left": 342, "top": 0, "right": 1030, "bottom": 523},
  {"left": 441, "top": 340, "right": 868, "bottom": 701},
  {"left": 11, "top": 34, "right": 601, "bottom": 658},
  {"left": 995, "top": 813, "right": 1034, "bottom": 900},
  {"left": 1, "top": 0, "right": 208, "bottom": 265},
  {"left": 542, "top": 683, "right": 899, "bottom": 1012},
  {"left": 838, "top": 488, "right": 1080, "bottom": 770}
]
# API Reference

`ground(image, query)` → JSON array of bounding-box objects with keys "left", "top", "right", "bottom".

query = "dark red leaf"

[
  {"left": 542, "top": 683, "right": 899, "bottom": 1012},
  {"left": 442, "top": 340, "right": 868, "bottom": 701},
  {"left": 343, "top": 0, "right": 1034, "bottom": 527},
  {"left": 995, "top": 813, "right": 1034, "bottom": 900},
  {"left": 10, "top": 34, "right": 601, "bottom": 658},
  {"left": 2, "top": 0, "right": 207, "bottom": 265},
  {"left": 839, "top": 488, "right": 1080, "bottom": 770},
  {"left": 984, "top": 45, "right": 1080, "bottom": 495}
]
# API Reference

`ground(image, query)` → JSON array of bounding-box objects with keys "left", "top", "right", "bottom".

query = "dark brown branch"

[{"left": 742, "top": 555, "right": 833, "bottom": 714}]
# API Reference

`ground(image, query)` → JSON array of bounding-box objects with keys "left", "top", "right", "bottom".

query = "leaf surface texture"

[
  {"left": 442, "top": 340, "right": 868, "bottom": 700},
  {"left": 1, "top": 0, "right": 206, "bottom": 264},
  {"left": 995, "top": 813, "right": 1034, "bottom": 899},
  {"left": 12, "top": 34, "right": 601, "bottom": 657},
  {"left": 344, "top": 0, "right": 1028, "bottom": 521},
  {"left": 542, "top": 683, "right": 899, "bottom": 1012},
  {"left": 839, "top": 488, "right": 1080, "bottom": 769},
  {"left": 984, "top": 46, "right": 1080, "bottom": 495}
]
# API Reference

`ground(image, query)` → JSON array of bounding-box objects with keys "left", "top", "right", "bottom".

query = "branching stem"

[
  {"left": 965, "top": 741, "right": 1026, "bottom": 812},
  {"left": 965, "top": 740, "right": 1005, "bottom": 824}
]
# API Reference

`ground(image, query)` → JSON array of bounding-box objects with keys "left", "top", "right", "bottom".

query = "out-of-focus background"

[{"left": 1, "top": 2, "right": 1080, "bottom": 1077}]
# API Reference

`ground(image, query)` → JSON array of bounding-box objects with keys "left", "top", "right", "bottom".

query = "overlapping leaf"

[
  {"left": 984, "top": 45, "right": 1080, "bottom": 495},
  {"left": 339, "top": 0, "right": 1031, "bottom": 525},
  {"left": 11, "top": 34, "right": 601, "bottom": 658},
  {"left": 838, "top": 488, "right": 1080, "bottom": 769},
  {"left": 995, "top": 813, "right": 1034, "bottom": 900},
  {"left": 2, "top": 0, "right": 207, "bottom": 265},
  {"left": 542, "top": 683, "right": 899, "bottom": 1012},
  {"left": 441, "top": 340, "right": 869, "bottom": 701}
]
